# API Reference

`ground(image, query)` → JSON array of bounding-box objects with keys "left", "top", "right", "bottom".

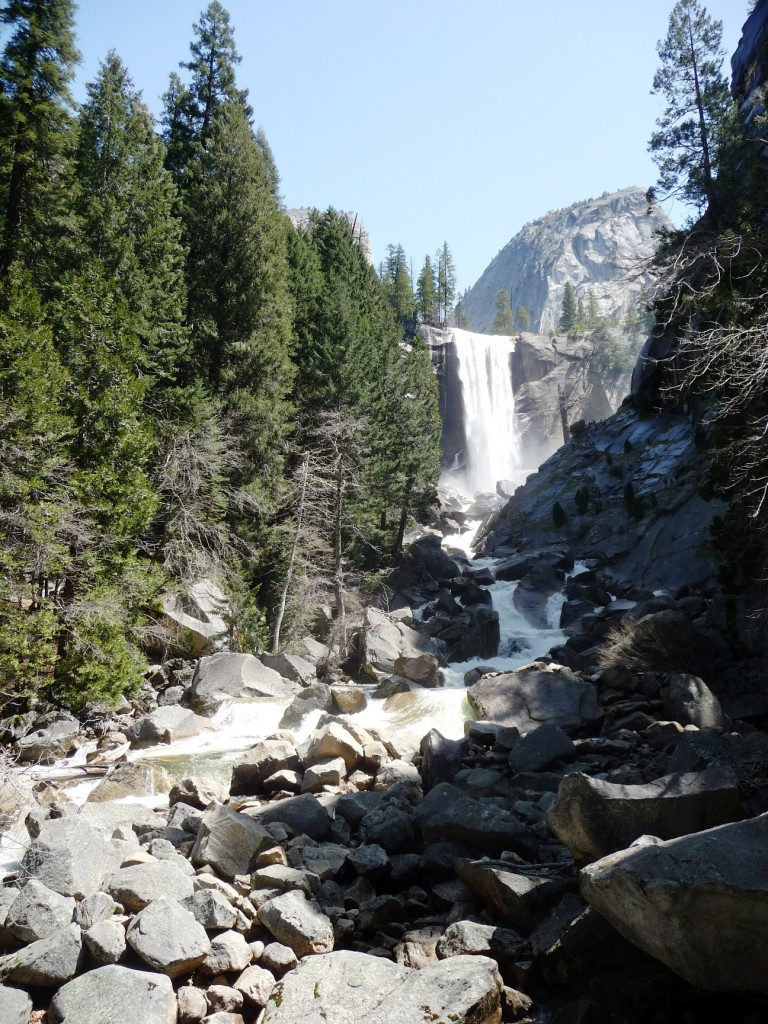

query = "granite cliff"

[{"left": 461, "top": 187, "right": 672, "bottom": 336}]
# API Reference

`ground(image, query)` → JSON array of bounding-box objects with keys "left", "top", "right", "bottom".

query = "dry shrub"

[{"left": 598, "top": 610, "right": 715, "bottom": 679}]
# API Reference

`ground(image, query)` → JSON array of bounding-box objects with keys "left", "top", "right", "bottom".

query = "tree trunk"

[{"left": 271, "top": 452, "right": 309, "bottom": 653}]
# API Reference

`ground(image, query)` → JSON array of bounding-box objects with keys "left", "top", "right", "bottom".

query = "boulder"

[
  {"left": 177, "top": 984, "right": 208, "bottom": 1023},
  {"left": 259, "top": 890, "right": 334, "bottom": 958},
  {"left": 22, "top": 818, "right": 125, "bottom": 898},
  {"left": 549, "top": 766, "right": 746, "bottom": 862},
  {"left": 87, "top": 762, "right": 172, "bottom": 803},
  {"left": 360, "top": 606, "right": 443, "bottom": 676},
  {"left": 664, "top": 673, "right": 729, "bottom": 730},
  {"left": 513, "top": 560, "right": 565, "bottom": 628},
  {"left": 49, "top": 964, "right": 177, "bottom": 1024},
  {"left": 83, "top": 919, "right": 127, "bottom": 965},
  {"left": 5, "top": 879, "right": 75, "bottom": 943},
  {"left": 409, "top": 534, "right": 462, "bottom": 582},
  {"left": 393, "top": 653, "right": 440, "bottom": 687},
  {"left": 419, "top": 731, "right": 464, "bottom": 791},
  {"left": 467, "top": 662, "right": 602, "bottom": 735},
  {"left": 169, "top": 775, "right": 229, "bottom": 810},
  {"left": 580, "top": 813, "right": 768, "bottom": 994},
  {"left": 0, "top": 774, "right": 36, "bottom": 832},
  {"left": 159, "top": 578, "right": 230, "bottom": 656},
  {"left": 234, "top": 964, "right": 276, "bottom": 1008},
  {"left": 191, "top": 801, "right": 273, "bottom": 878},
  {"left": 509, "top": 724, "right": 576, "bottom": 774},
  {"left": 330, "top": 685, "right": 367, "bottom": 714},
  {"left": 436, "top": 920, "right": 527, "bottom": 965},
  {"left": 105, "top": 860, "right": 195, "bottom": 911},
  {"left": 359, "top": 805, "right": 416, "bottom": 854},
  {"left": 73, "top": 892, "right": 118, "bottom": 930},
  {"left": 0, "top": 922, "right": 82, "bottom": 986},
  {"left": 242, "top": 794, "right": 332, "bottom": 842},
  {"left": 191, "top": 653, "right": 300, "bottom": 716},
  {"left": 15, "top": 713, "right": 81, "bottom": 763},
  {"left": 261, "top": 652, "right": 317, "bottom": 686},
  {"left": 262, "top": 949, "right": 502, "bottom": 1024},
  {"left": 301, "top": 722, "right": 364, "bottom": 772},
  {"left": 230, "top": 739, "right": 301, "bottom": 796},
  {"left": 420, "top": 795, "right": 534, "bottom": 858},
  {"left": 180, "top": 889, "right": 238, "bottom": 931},
  {"left": 200, "top": 929, "right": 252, "bottom": 975},
  {"left": 450, "top": 607, "right": 500, "bottom": 662},
  {"left": 0, "top": 985, "right": 32, "bottom": 1024},
  {"left": 126, "top": 897, "right": 210, "bottom": 977},
  {"left": 301, "top": 757, "right": 346, "bottom": 793},
  {"left": 126, "top": 705, "right": 209, "bottom": 747},
  {"left": 279, "top": 683, "right": 334, "bottom": 730},
  {"left": 455, "top": 859, "right": 565, "bottom": 934}
]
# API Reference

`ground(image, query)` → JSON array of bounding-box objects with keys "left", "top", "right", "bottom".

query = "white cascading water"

[{"left": 448, "top": 328, "right": 520, "bottom": 497}]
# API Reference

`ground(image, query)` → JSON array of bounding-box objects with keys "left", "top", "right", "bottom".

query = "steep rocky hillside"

[{"left": 462, "top": 187, "right": 672, "bottom": 335}]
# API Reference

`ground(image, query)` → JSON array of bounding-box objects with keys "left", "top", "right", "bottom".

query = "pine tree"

[
  {"left": 559, "top": 282, "right": 578, "bottom": 334},
  {"left": 435, "top": 242, "right": 457, "bottom": 325},
  {"left": 649, "top": 0, "right": 731, "bottom": 217},
  {"left": 73, "top": 51, "right": 188, "bottom": 387},
  {"left": 416, "top": 254, "right": 438, "bottom": 325},
  {"left": 516, "top": 305, "right": 531, "bottom": 332},
  {"left": 381, "top": 243, "right": 416, "bottom": 327},
  {"left": 493, "top": 289, "right": 515, "bottom": 334},
  {"left": 0, "top": 0, "right": 80, "bottom": 278}
]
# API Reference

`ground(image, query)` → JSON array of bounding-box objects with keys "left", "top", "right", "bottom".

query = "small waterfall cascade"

[{"left": 448, "top": 328, "right": 521, "bottom": 496}]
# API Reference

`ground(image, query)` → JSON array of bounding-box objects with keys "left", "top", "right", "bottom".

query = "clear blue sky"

[{"left": 71, "top": 0, "right": 748, "bottom": 292}]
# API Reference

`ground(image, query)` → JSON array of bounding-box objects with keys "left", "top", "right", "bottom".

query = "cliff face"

[{"left": 461, "top": 187, "right": 672, "bottom": 335}]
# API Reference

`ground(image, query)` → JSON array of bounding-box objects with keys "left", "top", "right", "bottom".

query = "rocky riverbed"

[{"left": 1, "top": 466, "right": 768, "bottom": 1023}]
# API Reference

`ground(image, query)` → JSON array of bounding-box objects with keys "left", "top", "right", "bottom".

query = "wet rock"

[
  {"left": 455, "top": 859, "right": 565, "bottom": 934},
  {"left": 5, "top": 879, "right": 75, "bottom": 943},
  {"left": 126, "top": 706, "right": 208, "bottom": 747},
  {"left": 279, "top": 683, "right": 334, "bottom": 730},
  {"left": 664, "top": 673, "right": 729, "bottom": 730},
  {"left": 0, "top": 985, "right": 32, "bottom": 1024},
  {"left": 393, "top": 653, "right": 441, "bottom": 687},
  {"left": 468, "top": 661, "right": 602, "bottom": 735},
  {"left": 191, "top": 653, "right": 299, "bottom": 716},
  {"left": 580, "top": 814, "right": 768, "bottom": 995},
  {"left": 105, "top": 860, "right": 195, "bottom": 911},
  {"left": 87, "top": 762, "right": 172, "bottom": 803},
  {"left": 230, "top": 739, "right": 301, "bottom": 796},
  {"left": 548, "top": 766, "right": 746, "bottom": 862},
  {"left": 83, "top": 919, "right": 126, "bottom": 965},
  {"left": 191, "top": 801, "right": 273, "bottom": 878},
  {"left": 262, "top": 949, "right": 502, "bottom": 1024},
  {"left": 259, "top": 890, "right": 334, "bottom": 958},
  {"left": 509, "top": 724, "right": 576, "bottom": 774},
  {"left": 0, "top": 922, "right": 82, "bottom": 986},
  {"left": 49, "top": 964, "right": 177, "bottom": 1024},
  {"left": 200, "top": 929, "right": 252, "bottom": 975},
  {"left": 513, "top": 559, "right": 565, "bottom": 628},
  {"left": 126, "top": 897, "right": 210, "bottom": 977}
]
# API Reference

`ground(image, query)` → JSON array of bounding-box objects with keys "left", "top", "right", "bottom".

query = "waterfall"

[{"left": 448, "top": 328, "right": 521, "bottom": 497}]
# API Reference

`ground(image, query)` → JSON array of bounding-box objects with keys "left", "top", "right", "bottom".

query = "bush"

[
  {"left": 598, "top": 611, "right": 714, "bottom": 677},
  {"left": 552, "top": 501, "right": 567, "bottom": 528},
  {"left": 570, "top": 419, "right": 587, "bottom": 440}
]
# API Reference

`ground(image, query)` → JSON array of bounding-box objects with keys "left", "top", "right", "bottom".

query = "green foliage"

[
  {"left": 416, "top": 254, "right": 438, "bottom": 325},
  {"left": 649, "top": 0, "right": 731, "bottom": 216},
  {"left": 516, "top": 305, "right": 531, "bottom": 332},
  {"left": 436, "top": 241, "right": 456, "bottom": 325},
  {"left": 552, "top": 501, "right": 567, "bottom": 528},
  {"left": 559, "top": 282, "right": 578, "bottom": 334},
  {"left": 570, "top": 419, "right": 587, "bottom": 440},
  {"left": 380, "top": 243, "right": 416, "bottom": 327},
  {"left": 492, "top": 289, "right": 515, "bottom": 334}
]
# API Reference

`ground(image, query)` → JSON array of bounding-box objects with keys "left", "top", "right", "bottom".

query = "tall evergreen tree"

[
  {"left": 0, "top": 0, "right": 80, "bottom": 279},
  {"left": 381, "top": 243, "right": 416, "bottom": 327},
  {"left": 493, "top": 289, "right": 515, "bottom": 334},
  {"left": 516, "top": 305, "right": 531, "bottom": 332},
  {"left": 435, "top": 241, "right": 457, "bottom": 325},
  {"left": 416, "top": 254, "right": 438, "bottom": 325},
  {"left": 649, "top": 0, "right": 731, "bottom": 217},
  {"left": 559, "top": 282, "right": 578, "bottom": 333}
]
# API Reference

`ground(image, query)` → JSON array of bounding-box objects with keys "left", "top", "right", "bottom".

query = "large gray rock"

[
  {"left": 664, "top": 673, "right": 729, "bottom": 730},
  {"left": 467, "top": 662, "right": 601, "bottom": 735},
  {"left": 580, "top": 813, "right": 768, "bottom": 994},
  {"left": 262, "top": 652, "right": 317, "bottom": 686},
  {"left": 436, "top": 920, "right": 527, "bottom": 965},
  {"left": 169, "top": 775, "right": 229, "bottom": 810},
  {"left": 191, "top": 801, "right": 273, "bottom": 878},
  {"left": 278, "top": 683, "right": 334, "bottom": 730},
  {"left": 455, "top": 859, "right": 564, "bottom": 934},
  {"left": 181, "top": 888, "right": 238, "bottom": 931},
  {"left": 0, "top": 985, "right": 32, "bottom": 1024},
  {"left": 0, "top": 922, "right": 82, "bottom": 986},
  {"left": 509, "top": 724, "right": 575, "bottom": 773},
  {"left": 49, "top": 963, "right": 177, "bottom": 1024},
  {"left": 231, "top": 739, "right": 301, "bottom": 796},
  {"left": 258, "top": 891, "right": 334, "bottom": 958},
  {"left": 127, "top": 705, "right": 210, "bottom": 747},
  {"left": 5, "top": 879, "right": 75, "bottom": 942},
  {"left": 242, "top": 794, "right": 332, "bottom": 842},
  {"left": 549, "top": 766, "right": 746, "bottom": 862},
  {"left": 393, "top": 653, "right": 440, "bottom": 687},
  {"left": 21, "top": 818, "right": 125, "bottom": 898},
  {"left": 300, "top": 722, "right": 364, "bottom": 772},
  {"left": 199, "top": 929, "right": 252, "bottom": 975},
  {"left": 262, "top": 949, "right": 502, "bottom": 1024},
  {"left": 421, "top": 796, "right": 534, "bottom": 858},
  {"left": 104, "top": 860, "right": 195, "bottom": 911},
  {"left": 83, "top": 919, "right": 127, "bottom": 965},
  {"left": 512, "top": 560, "right": 565, "bottom": 629},
  {"left": 360, "top": 606, "right": 443, "bottom": 676},
  {"left": 191, "top": 652, "right": 300, "bottom": 715},
  {"left": 126, "top": 896, "right": 210, "bottom": 977},
  {"left": 15, "top": 713, "right": 81, "bottom": 763},
  {"left": 87, "top": 761, "right": 172, "bottom": 803}
]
